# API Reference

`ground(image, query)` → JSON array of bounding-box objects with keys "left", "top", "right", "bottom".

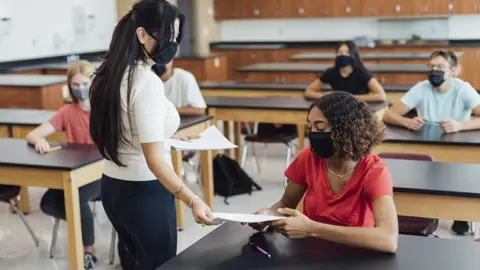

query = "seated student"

[
  {"left": 304, "top": 41, "right": 386, "bottom": 102},
  {"left": 383, "top": 49, "right": 480, "bottom": 235},
  {"left": 155, "top": 60, "right": 207, "bottom": 116},
  {"left": 248, "top": 92, "right": 398, "bottom": 253},
  {"left": 26, "top": 60, "right": 99, "bottom": 270}
]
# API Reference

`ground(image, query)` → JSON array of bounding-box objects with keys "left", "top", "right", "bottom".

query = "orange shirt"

[
  {"left": 285, "top": 147, "right": 393, "bottom": 227},
  {"left": 49, "top": 104, "right": 93, "bottom": 144}
]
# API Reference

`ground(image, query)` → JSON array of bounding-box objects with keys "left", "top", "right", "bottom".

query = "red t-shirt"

[
  {"left": 49, "top": 104, "right": 93, "bottom": 144},
  {"left": 285, "top": 147, "right": 393, "bottom": 227}
]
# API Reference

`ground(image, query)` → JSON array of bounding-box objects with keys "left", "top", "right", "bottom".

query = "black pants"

[
  {"left": 40, "top": 181, "right": 100, "bottom": 247},
  {"left": 101, "top": 174, "right": 177, "bottom": 270}
]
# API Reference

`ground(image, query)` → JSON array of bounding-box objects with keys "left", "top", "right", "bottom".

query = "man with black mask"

[{"left": 383, "top": 50, "right": 480, "bottom": 235}]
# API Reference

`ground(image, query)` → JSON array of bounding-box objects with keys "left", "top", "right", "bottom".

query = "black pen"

[{"left": 249, "top": 242, "right": 271, "bottom": 259}]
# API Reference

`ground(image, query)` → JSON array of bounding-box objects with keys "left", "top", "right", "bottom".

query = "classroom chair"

[
  {"left": 378, "top": 152, "right": 439, "bottom": 237},
  {"left": 240, "top": 123, "right": 297, "bottom": 179},
  {"left": 0, "top": 185, "right": 39, "bottom": 246},
  {"left": 49, "top": 196, "right": 117, "bottom": 265}
]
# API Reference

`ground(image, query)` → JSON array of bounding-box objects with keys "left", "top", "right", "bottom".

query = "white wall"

[
  {"left": 0, "top": 0, "right": 117, "bottom": 63},
  {"left": 219, "top": 15, "right": 480, "bottom": 42}
]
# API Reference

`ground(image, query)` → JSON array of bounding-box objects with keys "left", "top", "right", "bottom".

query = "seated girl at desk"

[
  {"left": 249, "top": 92, "right": 398, "bottom": 253},
  {"left": 383, "top": 49, "right": 480, "bottom": 235},
  {"left": 304, "top": 41, "right": 386, "bottom": 102},
  {"left": 25, "top": 60, "right": 99, "bottom": 269}
]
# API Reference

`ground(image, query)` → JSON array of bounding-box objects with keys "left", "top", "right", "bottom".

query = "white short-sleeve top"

[{"left": 103, "top": 59, "right": 180, "bottom": 181}]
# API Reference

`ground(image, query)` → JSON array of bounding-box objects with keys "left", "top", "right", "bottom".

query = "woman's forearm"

[{"left": 307, "top": 221, "right": 398, "bottom": 253}]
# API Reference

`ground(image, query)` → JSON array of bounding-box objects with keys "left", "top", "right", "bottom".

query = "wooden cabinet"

[
  {"left": 381, "top": 1, "right": 415, "bottom": 17},
  {"left": 214, "top": 0, "right": 251, "bottom": 20},
  {"left": 414, "top": 0, "right": 460, "bottom": 15},
  {"left": 460, "top": 0, "right": 480, "bottom": 14},
  {"left": 332, "top": 0, "right": 363, "bottom": 17}
]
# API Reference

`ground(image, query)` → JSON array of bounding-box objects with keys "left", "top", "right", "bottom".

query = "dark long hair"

[
  {"left": 89, "top": 0, "right": 185, "bottom": 166},
  {"left": 336, "top": 41, "right": 366, "bottom": 70}
]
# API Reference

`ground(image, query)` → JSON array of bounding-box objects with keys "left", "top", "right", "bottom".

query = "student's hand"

[
  {"left": 171, "top": 134, "right": 201, "bottom": 142},
  {"left": 191, "top": 198, "right": 218, "bottom": 226},
  {"left": 35, "top": 139, "right": 51, "bottom": 154},
  {"left": 244, "top": 208, "right": 278, "bottom": 231},
  {"left": 440, "top": 120, "right": 462, "bottom": 133},
  {"left": 271, "top": 208, "right": 313, "bottom": 239},
  {"left": 405, "top": 117, "right": 425, "bottom": 131}
]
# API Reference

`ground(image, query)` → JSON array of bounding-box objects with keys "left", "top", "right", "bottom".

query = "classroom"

[{"left": 1, "top": 0, "right": 480, "bottom": 269}]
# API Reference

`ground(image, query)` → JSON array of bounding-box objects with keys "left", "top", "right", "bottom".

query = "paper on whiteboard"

[
  {"left": 168, "top": 125, "right": 237, "bottom": 150},
  {"left": 213, "top": 212, "right": 285, "bottom": 223}
]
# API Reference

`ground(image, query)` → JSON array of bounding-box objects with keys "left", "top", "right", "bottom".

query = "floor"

[{"left": 0, "top": 143, "right": 477, "bottom": 270}]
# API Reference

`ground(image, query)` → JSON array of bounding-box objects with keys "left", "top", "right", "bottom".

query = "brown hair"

[
  {"left": 430, "top": 50, "right": 458, "bottom": 67},
  {"left": 308, "top": 92, "right": 385, "bottom": 161},
  {"left": 67, "top": 60, "right": 94, "bottom": 103}
]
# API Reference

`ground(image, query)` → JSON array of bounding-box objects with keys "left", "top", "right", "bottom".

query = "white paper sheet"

[
  {"left": 213, "top": 212, "right": 285, "bottom": 223},
  {"left": 168, "top": 125, "right": 237, "bottom": 150}
]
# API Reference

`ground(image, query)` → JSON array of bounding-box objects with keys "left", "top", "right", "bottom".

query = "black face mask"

[
  {"left": 308, "top": 131, "right": 335, "bottom": 158},
  {"left": 147, "top": 42, "right": 178, "bottom": 66},
  {"left": 335, "top": 55, "right": 354, "bottom": 68},
  {"left": 152, "top": 64, "right": 167, "bottom": 77},
  {"left": 428, "top": 70, "right": 446, "bottom": 88}
]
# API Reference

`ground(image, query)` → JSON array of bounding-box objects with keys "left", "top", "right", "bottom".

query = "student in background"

[
  {"left": 304, "top": 41, "right": 386, "bottom": 102},
  {"left": 26, "top": 60, "right": 99, "bottom": 270},
  {"left": 248, "top": 92, "right": 398, "bottom": 253},
  {"left": 383, "top": 50, "right": 480, "bottom": 235},
  {"left": 156, "top": 60, "right": 207, "bottom": 116}
]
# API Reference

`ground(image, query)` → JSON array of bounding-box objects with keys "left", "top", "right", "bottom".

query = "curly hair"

[{"left": 309, "top": 92, "right": 385, "bottom": 161}]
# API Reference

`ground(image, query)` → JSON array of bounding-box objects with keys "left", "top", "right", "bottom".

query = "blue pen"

[{"left": 249, "top": 242, "right": 271, "bottom": 259}]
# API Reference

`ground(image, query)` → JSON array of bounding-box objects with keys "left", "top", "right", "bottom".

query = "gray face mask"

[{"left": 71, "top": 87, "right": 89, "bottom": 101}]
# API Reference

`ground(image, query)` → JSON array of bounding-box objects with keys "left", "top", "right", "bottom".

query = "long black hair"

[
  {"left": 336, "top": 41, "right": 366, "bottom": 70},
  {"left": 89, "top": 0, "right": 185, "bottom": 166}
]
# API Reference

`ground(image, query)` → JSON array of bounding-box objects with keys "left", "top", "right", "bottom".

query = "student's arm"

[
  {"left": 383, "top": 102, "right": 413, "bottom": 127},
  {"left": 304, "top": 79, "right": 325, "bottom": 100},
  {"left": 275, "top": 195, "right": 398, "bottom": 253},
  {"left": 26, "top": 108, "right": 66, "bottom": 153},
  {"left": 177, "top": 71, "right": 207, "bottom": 116},
  {"left": 356, "top": 78, "right": 387, "bottom": 102},
  {"left": 441, "top": 86, "right": 480, "bottom": 132},
  {"left": 460, "top": 105, "right": 480, "bottom": 130},
  {"left": 268, "top": 181, "right": 307, "bottom": 213},
  {"left": 383, "top": 85, "right": 425, "bottom": 130},
  {"left": 135, "top": 76, "right": 215, "bottom": 225}
]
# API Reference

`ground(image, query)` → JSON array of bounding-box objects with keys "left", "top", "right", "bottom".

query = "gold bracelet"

[
  {"left": 174, "top": 185, "right": 187, "bottom": 199},
  {"left": 189, "top": 195, "right": 200, "bottom": 208}
]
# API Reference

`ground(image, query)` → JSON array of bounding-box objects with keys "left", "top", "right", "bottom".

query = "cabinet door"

[
  {"left": 293, "top": 0, "right": 331, "bottom": 18},
  {"left": 415, "top": 0, "right": 461, "bottom": 15},
  {"left": 382, "top": 0, "right": 414, "bottom": 16},
  {"left": 460, "top": 0, "right": 480, "bottom": 14},
  {"left": 214, "top": 0, "right": 252, "bottom": 20},
  {"left": 333, "top": 0, "right": 363, "bottom": 17},
  {"left": 251, "top": 0, "right": 277, "bottom": 18},
  {"left": 362, "top": 0, "right": 383, "bottom": 16}
]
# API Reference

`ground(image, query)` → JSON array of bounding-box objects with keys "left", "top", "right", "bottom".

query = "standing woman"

[
  {"left": 304, "top": 41, "right": 386, "bottom": 102},
  {"left": 89, "top": 1, "right": 215, "bottom": 269}
]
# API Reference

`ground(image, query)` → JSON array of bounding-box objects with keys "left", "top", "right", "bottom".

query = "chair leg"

[
  {"left": 8, "top": 201, "right": 39, "bottom": 247},
  {"left": 92, "top": 201, "right": 97, "bottom": 218},
  {"left": 240, "top": 143, "right": 248, "bottom": 168},
  {"left": 49, "top": 218, "right": 61, "bottom": 258},
  {"left": 285, "top": 145, "right": 293, "bottom": 169},
  {"left": 109, "top": 228, "right": 117, "bottom": 265},
  {"left": 469, "top": 222, "right": 476, "bottom": 235},
  {"left": 251, "top": 143, "right": 261, "bottom": 173},
  {"left": 244, "top": 122, "right": 252, "bottom": 135}
]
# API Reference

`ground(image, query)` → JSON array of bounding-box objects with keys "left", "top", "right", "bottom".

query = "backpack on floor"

[{"left": 213, "top": 154, "right": 262, "bottom": 204}]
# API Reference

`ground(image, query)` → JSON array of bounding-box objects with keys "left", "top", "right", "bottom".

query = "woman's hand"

[
  {"left": 245, "top": 208, "right": 280, "bottom": 231},
  {"left": 171, "top": 134, "right": 201, "bottom": 142},
  {"left": 35, "top": 139, "right": 51, "bottom": 154},
  {"left": 191, "top": 198, "right": 218, "bottom": 226},
  {"left": 271, "top": 208, "right": 313, "bottom": 239}
]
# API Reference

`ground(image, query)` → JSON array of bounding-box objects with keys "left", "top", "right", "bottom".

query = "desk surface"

[
  {"left": 237, "top": 63, "right": 427, "bottom": 73},
  {"left": 387, "top": 159, "right": 480, "bottom": 198},
  {"left": 0, "top": 138, "right": 102, "bottom": 170},
  {"left": 291, "top": 52, "right": 464, "bottom": 60},
  {"left": 385, "top": 124, "right": 480, "bottom": 146},
  {"left": 159, "top": 223, "right": 479, "bottom": 270},
  {"left": 41, "top": 61, "right": 102, "bottom": 71},
  {"left": 199, "top": 81, "right": 412, "bottom": 93},
  {"left": 206, "top": 96, "right": 389, "bottom": 112},
  {"left": 0, "top": 74, "right": 67, "bottom": 87}
]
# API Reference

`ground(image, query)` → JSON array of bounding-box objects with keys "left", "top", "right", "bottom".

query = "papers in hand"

[
  {"left": 213, "top": 212, "right": 285, "bottom": 223},
  {"left": 168, "top": 125, "right": 237, "bottom": 151}
]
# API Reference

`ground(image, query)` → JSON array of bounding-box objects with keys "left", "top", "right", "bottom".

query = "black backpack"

[{"left": 213, "top": 154, "right": 262, "bottom": 204}]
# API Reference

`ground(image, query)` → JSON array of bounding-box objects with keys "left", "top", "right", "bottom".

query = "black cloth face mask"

[
  {"left": 335, "top": 55, "right": 354, "bottom": 68},
  {"left": 428, "top": 70, "right": 446, "bottom": 88},
  {"left": 308, "top": 131, "right": 335, "bottom": 158},
  {"left": 152, "top": 64, "right": 167, "bottom": 77}
]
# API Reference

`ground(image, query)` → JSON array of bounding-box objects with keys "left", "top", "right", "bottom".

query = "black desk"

[
  {"left": 374, "top": 124, "right": 480, "bottom": 164},
  {"left": 159, "top": 223, "right": 479, "bottom": 270},
  {"left": 0, "top": 138, "right": 103, "bottom": 269},
  {"left": 205, "top": 96, "right": 389, "bottom": 163},
  {"left": 290, "top": 52, "right": 464, "bottom": 61},
  {"left": 386, "top": 158, "right": 480, "bottom": 222},
  {"left": 237, "top": 63, "right": 427, "bottom": 73}
]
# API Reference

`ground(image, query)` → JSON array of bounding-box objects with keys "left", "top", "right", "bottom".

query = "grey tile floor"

[{"left": 0, "top": 144, "right": 477, "bottom": 270}]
